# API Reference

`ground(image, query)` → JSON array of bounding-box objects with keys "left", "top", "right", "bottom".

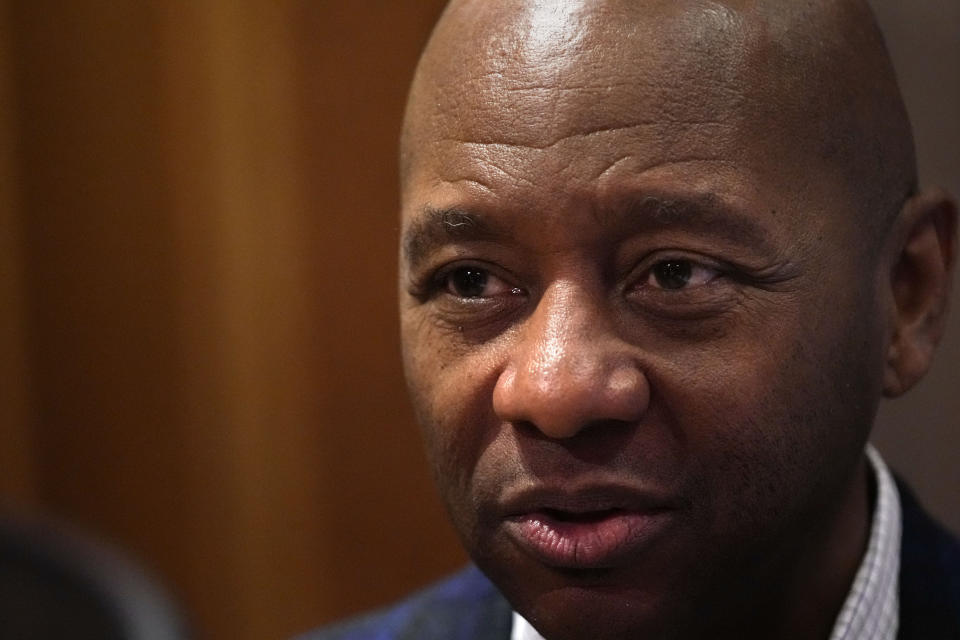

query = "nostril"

[
  {"left": 513, "top": 420, "right": 542, "bottom": 436},
  {"left": 511, "top": 418, "right": 637, "bottom": 456}
]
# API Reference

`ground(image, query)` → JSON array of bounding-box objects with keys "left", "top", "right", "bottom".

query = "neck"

[
  {"left": 766, "top": 456, "right": 873, "bottom": 640},
  {"left": 700, "top": 455, "right": 872, "bottom": 640}
]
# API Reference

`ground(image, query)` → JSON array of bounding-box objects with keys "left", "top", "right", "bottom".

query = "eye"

[
  {"left": 645, "top": 259, "right": 720, "bottom": 290},
  {"left": 443, "top": 266, "right": 517, "bottom": 299}
]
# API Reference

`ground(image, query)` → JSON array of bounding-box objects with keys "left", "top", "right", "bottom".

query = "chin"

[
  {"left": 477, "top": 548, "right": 692, "bottom": 640},
  {"left": 519, "top": 583, "right": 685, "bottom": 640}
]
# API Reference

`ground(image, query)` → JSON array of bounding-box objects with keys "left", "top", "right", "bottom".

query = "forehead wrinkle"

[
  {"left": 437, "top": 118, "right": 733, "bottom": 152},
  {"left": 413, "top": 1, "right": 752, "bottom": 155},
  {"left": 427, "top": 70, "right": 744, "bottom": 154},
  {"left": 405, "top": 0, "right": 915, "bottom": 248}
]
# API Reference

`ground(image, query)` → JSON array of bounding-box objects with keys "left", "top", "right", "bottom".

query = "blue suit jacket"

[{"left": 300, "top": 481, "right": 960, "bottom": 640}]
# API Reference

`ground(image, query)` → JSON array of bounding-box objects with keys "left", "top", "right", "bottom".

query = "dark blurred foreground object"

[{"left": 0, "top": 510, "right": 188, "bottom": 640}]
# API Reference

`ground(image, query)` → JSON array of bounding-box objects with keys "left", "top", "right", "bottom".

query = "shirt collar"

[
  {"left": 829, "top": 444, "right": 901, "bottom": 640},
  {"left": 511, "top": 444, "right": 902, "bottom": 640}
]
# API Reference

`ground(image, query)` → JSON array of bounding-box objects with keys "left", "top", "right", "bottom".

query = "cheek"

[
  {"left": 401, "top": 316, "right": 504, "bottom": 503},
  {"left": 662, "top": 293, "right": 884, "bottom": 537}
]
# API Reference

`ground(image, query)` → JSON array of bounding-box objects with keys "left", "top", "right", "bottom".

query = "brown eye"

[
  {"left": 645, "top": 259, "right": 720, "bottom": 290},
  {"left": 441, "top": 266, "right": 521, "bottom": 300},
  {"left": 447, "top": 267, "right": 489, "bottom": 298},
  {"left": 651, "top": 261, "right": 692, "bottom": 289}
]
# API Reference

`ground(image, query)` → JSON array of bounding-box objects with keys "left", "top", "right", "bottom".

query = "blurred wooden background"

[{"left": 0, "top": 2, "right": 955, "bottom": 639}]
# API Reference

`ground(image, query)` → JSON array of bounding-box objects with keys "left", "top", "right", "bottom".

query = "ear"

[{"left": 882, "top": 188, "right": 958, "bottom": 397}]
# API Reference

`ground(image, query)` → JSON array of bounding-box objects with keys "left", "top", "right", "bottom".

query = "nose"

[{"left": 492, "top": 282, "right": 649, "bottom": 439}]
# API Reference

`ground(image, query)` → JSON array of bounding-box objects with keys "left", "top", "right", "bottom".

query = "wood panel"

[
  {"left": 0, "top": 0, "right": 36, "bottom": 505},
  {"left": 288, "top": 0, "right": 466, "bottom": 630},
  {"left": 3, "top": 1, "right": 460, "bottom": 638},
  {"left": 8, "top": 0, "right": 211, "bottom": 633}
]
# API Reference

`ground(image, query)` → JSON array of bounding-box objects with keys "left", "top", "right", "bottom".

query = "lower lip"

[{"left": 505, "top": 510, "right": 671, "bottom": 569}]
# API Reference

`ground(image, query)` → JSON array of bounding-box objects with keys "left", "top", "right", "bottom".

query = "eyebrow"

[
  {"left": 402, "top": 207, "right": 512, "bottom": 269},
  {"left": 401, "top": 193, "right": 774, "bottom": 270},
  {"left": 608, "top": 192, "right": 773, "bottom": 252}
]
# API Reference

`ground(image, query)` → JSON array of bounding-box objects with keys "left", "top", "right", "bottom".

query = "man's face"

[{"left": 400, "top": 3, "right": 885, "bottom": 638}]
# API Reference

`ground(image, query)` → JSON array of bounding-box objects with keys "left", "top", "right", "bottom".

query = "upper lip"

[{"left": 498, "top": 481, "right": 681, "bottom": 518}]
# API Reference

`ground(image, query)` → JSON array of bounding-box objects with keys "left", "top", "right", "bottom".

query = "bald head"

[
  {"left": 397, "top": 4, "right": 957, "bottom": 638},
  {"left": 402, "top": 0, "right": 915, "bottom": 240}
]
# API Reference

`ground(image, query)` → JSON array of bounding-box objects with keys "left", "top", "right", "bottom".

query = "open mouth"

[
  {"left": 541, "top": 508, "right": 623, "bottom": 523},
  {"left": 498, "top": 482, "right": 680, "bottom": 569},
  {"left": 505, "top": 506, "right": 673, "bottom": 569}
]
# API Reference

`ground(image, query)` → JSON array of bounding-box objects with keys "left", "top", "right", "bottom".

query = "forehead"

[
  {"left": 412, "top": 1, "right": 754, "bottom": 153},
  {"left": 401, "top": 0, "right": 862, "bottom": 244}
]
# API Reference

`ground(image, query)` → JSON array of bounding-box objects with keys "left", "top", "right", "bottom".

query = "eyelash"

[
  {"left": 634, "top": 255, "right": 727, "bottom": 290},
  {"left": 405, "top": 261, "right": 508, "bottom": 300},
  {"left": 433, "top": 264, "right": 522, "bottom": 299}
]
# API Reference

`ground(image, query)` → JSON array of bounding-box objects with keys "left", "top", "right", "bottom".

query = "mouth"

[{"left": 501, "top": 486, "right": 678, "bottom": 570}]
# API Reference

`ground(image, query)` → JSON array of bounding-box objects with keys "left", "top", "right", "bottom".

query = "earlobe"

[{"left": 882, "top": 188, "right": 958, "bottom": 397}]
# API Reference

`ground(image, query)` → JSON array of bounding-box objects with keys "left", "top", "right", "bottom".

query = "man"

[{"left": 305, "top": 0, "right": 959, "bottom": 638}]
